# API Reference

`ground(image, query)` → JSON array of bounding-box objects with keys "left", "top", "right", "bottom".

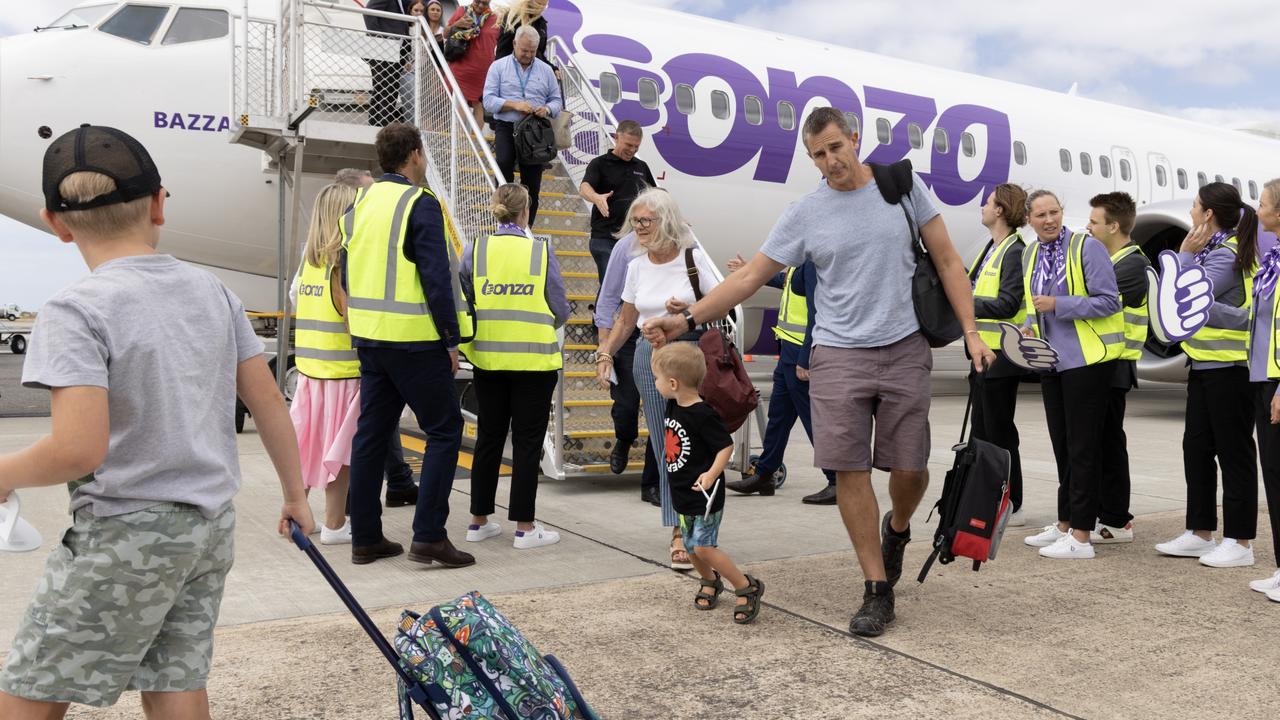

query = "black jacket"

[
  {"left": 364, "top": 0, "right": 411, "bottom": 37},
  {"left": 494, "top": 15, "right": 548, "bottom": 64}
]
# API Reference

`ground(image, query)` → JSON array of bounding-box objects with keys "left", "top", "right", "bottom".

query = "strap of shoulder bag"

[{"left": 684, "top": 247, "right": 703, "bottom": 301}]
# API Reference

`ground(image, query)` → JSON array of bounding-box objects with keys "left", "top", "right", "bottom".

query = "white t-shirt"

[{"left": 621, "top": 246, "right": 720, "bottom": 327}]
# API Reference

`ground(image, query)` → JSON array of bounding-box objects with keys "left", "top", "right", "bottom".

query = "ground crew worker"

[
  {"left": 460, "top": 183, "right": 570, "bottom": 550},
  {"left": 342, "top": 123, "right": 476, "bottom": 568}
]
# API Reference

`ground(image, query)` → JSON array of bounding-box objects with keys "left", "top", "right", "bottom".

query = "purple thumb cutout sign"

[
  {"left": 997, "top": 322, "right": 1059, "bottom": 371},
  {"left": 1147, "top": 250, "right": 1214, "bottom": 344}
]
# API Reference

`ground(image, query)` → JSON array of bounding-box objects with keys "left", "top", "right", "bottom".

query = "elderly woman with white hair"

[{"left": 595, "top": 188, "right": 721, "bottom": 570}]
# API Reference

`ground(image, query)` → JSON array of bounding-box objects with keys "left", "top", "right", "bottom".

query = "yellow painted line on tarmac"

[{"left": 400, "top": 433, "right": 510, "bottom": 474}]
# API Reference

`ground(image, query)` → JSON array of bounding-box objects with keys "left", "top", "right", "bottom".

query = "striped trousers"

[{"left": 634, "top": 337, "right": 678, "bottom": 527}]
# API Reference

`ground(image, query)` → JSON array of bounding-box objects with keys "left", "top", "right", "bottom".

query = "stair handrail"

[{"left": 546, "top": 35, "right": 619, "bottom": 189}]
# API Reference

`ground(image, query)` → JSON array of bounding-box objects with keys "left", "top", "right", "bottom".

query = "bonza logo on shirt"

[{"left": 664, "top": 418, "right": 691, "bottom": 473}]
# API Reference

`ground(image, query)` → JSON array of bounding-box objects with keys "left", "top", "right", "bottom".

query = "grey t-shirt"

[
  {"left": 22, "top": 254, "right": 264, "bottom": 518},
  {"left": 761, "top": 174, "right": 940, "bottom": 348}
]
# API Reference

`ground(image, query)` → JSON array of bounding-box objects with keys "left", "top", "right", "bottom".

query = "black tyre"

[
  {"left": 235, "top": 402, "right": 247, "bottom": 434},
  {"left": 10, "top": 334, "right": 26, "bottom": 354}
]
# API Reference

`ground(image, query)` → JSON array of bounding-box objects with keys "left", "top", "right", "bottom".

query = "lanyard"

[{"left": 512, "top": 55, "right": 532, "bottom": 98}]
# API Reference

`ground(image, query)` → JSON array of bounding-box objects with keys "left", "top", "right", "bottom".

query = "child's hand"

[
  {"left": 279, "top": 499, "right": 316, "bottom": 538},
  {"left": 693, "top": 472, "right": 717, "bottom": 492}
]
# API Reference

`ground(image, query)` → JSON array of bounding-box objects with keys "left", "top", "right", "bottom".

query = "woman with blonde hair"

[
  {"left": 494, "top": 0, "right": 549, "bottom": 63},
  {"left": 595, "top": 188, "right": 722, "bottom": 569},
  {"left": 289, "top": 182, "right": 361, "bottom": 544}
]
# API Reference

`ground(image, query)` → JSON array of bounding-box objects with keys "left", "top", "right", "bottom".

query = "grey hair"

[
  {"left": 619, "top": 188, "right": 693, "bottom": 254},
  {"left": 1026, "top": 189, "right": 1062, "bottom": 215},
  {"left": 801, "top": 107, "right": 853, "bottom": 147},
  {"left": 334, "top": 168, "right": 372, "bottom": 188},
  {"left": 513, "top": 24, "right": 540, "bottom": 47}
]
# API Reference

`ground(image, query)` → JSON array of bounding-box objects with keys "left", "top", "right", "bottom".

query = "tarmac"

[{"left": 1, "top": 348, "right": 1277, "bottom": 719}]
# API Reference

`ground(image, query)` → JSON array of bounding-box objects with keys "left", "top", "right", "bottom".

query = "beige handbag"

[{"left": 551, "top": 110, "right": 573, "bottom": 150}]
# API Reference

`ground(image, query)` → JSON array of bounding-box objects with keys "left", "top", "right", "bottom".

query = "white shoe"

[
  {"left": 1199, "top": 538, "right": 1255, "bottom": 568},
  {"left": 1007, "top": 508, "right": 1026, "bottom": 527},
  {"left": 1249, "top": 569, "right": 1280, "bottom": 594},
  {"left": 465, "top": 521, "right": 502, "bottom": 543},
  {"left": 513, "top": 523, "right": 560, "bottom": 549},
  {"left": 1039, "top": 533, "right": 1096, "bottom": 559},
  {"left": 1090, "top": 522, "right": 1133, "bottom": 544},
  {"left": 320, "top": 518, "right": 352, "bottom": 545},
  {"left": 1024, "top": 524, "right": 1066, "bottom": 548},
  {"left": 1267, "top": 586, "right": 1280, "bottom": 603},
  {"left": 1155, "top": 530, "right": 1217, "bottom": 558}
]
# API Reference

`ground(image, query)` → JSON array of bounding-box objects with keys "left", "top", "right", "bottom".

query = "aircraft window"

[
  {"left": 777, "top": 101, "right": 796, "bottom": 130},
  {"left": 961, "top": 132, "right": 975, "bottom": 158},
  {"left": 100, "top": 4, "right": 170, "bottom": 45},
  {"left": 598, "top": 73, "right": 620, "bottom": 104},
  {"left": 1099, "top": 155, "right": 1112, "bottom": 178},
  {"left": 1215, "top": 174, "right": 1224, "bottom": 184},
  {"left": 675, "top": 84, "right": 695, "bottom": 115},
  {"left": 1177, "top": 169, "right": 1188, "bottom": 189},
  {"left": 1013, "top": 140, "right": 1027, "bottom": 166},
  {"left": 1197, "top": 172, "right": 1208, "bottom": 187},
  {"left": 1059, "top": 148, "right": 1071, "bottom": 173},
  {"left": 934, "top": 128, "right": 949, "bottom": 154},
  {"left": 1120, "top": 158, "right": 1132, "bottom": 182},
  {"left": 843, "top": 112, "right": 861, "bottom": 137},
  {"left": 162, "top": 8, "right": 228, "bottom": 45},
  {"left": 744, "top": 96, "right": 763, "bottom": 125},
  {"left": 637, "top": 78, "right": 659, "bottom": 110},
  {"left": 1250, "top": 180, "right": 1259, "bottom": 200},
  {"left": 876, "top": 118, "right": 891, "bottom": 145},
  {"left": 908, "top": 123, "right": 923, "bottom": 149},
  {"left": 42, "top": 4, "right": 113, "bottom": 30},
  {"left": 710, "top": 90, "right": 730, "bottom": 120},
  {"left": 1079, "top": 152, "right": 1092, "bottom": 176},
  {"left": 1156, "top": 165, "right": 1167, "bottom": 187},
  {"left": 1232, "top": 177, "right": 1242, "bottom": 192}
]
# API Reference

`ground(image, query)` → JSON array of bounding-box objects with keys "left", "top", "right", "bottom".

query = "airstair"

[{"left": 230, "top": 0, "right": 749, "bottom": 479}]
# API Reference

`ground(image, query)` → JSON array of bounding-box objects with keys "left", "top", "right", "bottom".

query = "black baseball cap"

[{"left": 42, "top": 124, "right": 165, "bottom": 213}]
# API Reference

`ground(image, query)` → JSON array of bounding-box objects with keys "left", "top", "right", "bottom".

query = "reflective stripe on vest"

[
  {"left": 970, "top": 232, "right": 1027, "bottom": 349},
  {"left": 1110, "top": 244, "right": 1149, "bottom": 362},
  {"left": 460, "top": 233, "right": 561, "bottom": 371},
  {"left": 341, "top": 181, "right": 475, "bottom": 343},
  {"left": 1254, "top": 288, "right": 1280, "bottom": 379},
  {"left": 1022, "top": 231, "right": 1125, "bottom": 366},
  {"left": 773, "top": 267, "right": 807, "bottom": 346},
  {"left": 1183, "top": 236, "right": 1253, "bottom": 363},
  {"left": 294, "top": 260, "right": 360, "bottom": 379}
]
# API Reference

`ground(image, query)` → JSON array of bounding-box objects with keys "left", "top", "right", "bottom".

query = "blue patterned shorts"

[{"left": 679, "top": 510, "right": 723, "bottom": 553}]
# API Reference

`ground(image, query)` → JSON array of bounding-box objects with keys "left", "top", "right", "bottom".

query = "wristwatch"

[{"left": 681, "top": 308, "right": 696, "bottom": 331}]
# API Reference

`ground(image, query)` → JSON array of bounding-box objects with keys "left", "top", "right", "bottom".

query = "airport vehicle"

[{"left": 1, "top": 305, "right": 18, "bottom": 321}]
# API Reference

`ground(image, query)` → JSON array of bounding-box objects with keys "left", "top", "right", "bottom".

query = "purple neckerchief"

[
  {"left": 1193, "top": 229, "right": 1232, "bottom": 266},
  {"left": 495, "top": 222, "right": 527, "bottom": 236},
  {"left": 1033, "top": 227, "right": 1068, "bottom": 293},
  {"left": 1255, "top": 242, "right": 1280, "bottom": 300}
]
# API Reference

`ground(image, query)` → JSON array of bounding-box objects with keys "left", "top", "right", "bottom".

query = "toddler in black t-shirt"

[{"left": 652, "top": 342, "right": 765, "bottom": 624}]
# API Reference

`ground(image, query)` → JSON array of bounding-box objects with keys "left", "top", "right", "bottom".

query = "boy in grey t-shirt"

[{"left": 0, "top": 126, "right": 314, "bottom": 716}]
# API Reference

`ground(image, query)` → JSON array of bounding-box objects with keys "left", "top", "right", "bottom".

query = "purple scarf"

[
  {"left": 1255, "top": 243, "right": 1280, "bottom": 300},
  {"left": 1192, "top": 229, "right": 1232, "bottom": 266},
  {"left": 1033, "top": 228, "right": 1069, "bottom": 294}
]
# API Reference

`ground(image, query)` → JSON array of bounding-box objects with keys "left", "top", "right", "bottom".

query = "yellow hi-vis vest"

[
  {"left": 1022, "top": 231, "right": 1126, "bottom": 366},
  {"left": 1248, "top": 283, "right": 1280, "bottom": 379},
  {"left": 969, "top": 231, "right": 1027, "bottom": 348},
  {"left": 460, "top": 232, "right": 562, "bottom": 371},
  {"left": 294, "top": 260, "right": 360, "bottom": 379},
  {"left": 341, "top": 181, "right": 474, "bottom": 343},
  {"left": 1110, "top": 244, "right": 1149, "bottom": 362},
  {"left": 773, "top": 267, "right": 807, "bottom": 346},
  {"left": 1183, "top": 236, "right": 1253, "bottom": 363}
]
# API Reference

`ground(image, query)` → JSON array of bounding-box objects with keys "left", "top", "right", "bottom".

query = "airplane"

[{"left": 1, "top": 0, "right": 1278, "bottom": 387}]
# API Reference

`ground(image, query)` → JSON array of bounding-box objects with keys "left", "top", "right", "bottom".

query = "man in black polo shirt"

[{"left": 580, "top": 120, "right": 657, "bottom": 280}]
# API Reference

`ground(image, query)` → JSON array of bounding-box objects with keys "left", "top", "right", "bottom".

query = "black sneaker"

[
  {"left": 609, "top": 442, "right": 629, "bottom": 474},
  {"left": 880, "top": 511, "right": 910, "bottom": 588},
  {"left": 849, "top": 582, "right": 895, "bottom": 637}
]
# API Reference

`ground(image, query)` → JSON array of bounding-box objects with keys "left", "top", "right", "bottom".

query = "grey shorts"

[
  {"left": 809, "top": 332, "right": 932, "bottom": 472},
  {"left": 0, "top": 503, "right": 235, "bottom": 707}
]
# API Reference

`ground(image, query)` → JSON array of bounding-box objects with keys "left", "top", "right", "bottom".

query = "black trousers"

[
  {"left": 493, "top": 120, "right": 543, "bottom": 228},
  {"left": 367, "top": 59, "right": 406, "bottom": 126},
  {"left": 1253, "top": 381, "right": 1280, "bottom": 567},
  {"left": 610, "top": 329, "right": 659, "bottom": 491},
  {"left": 1042, "top": 362, "right": 1115, "bottom": 530},
  {"left": 968, "top": 370, "right": 1023, "bottom": 511},
  {"left": 469, "top": 368, "right": 559, "bottom": 522},
  {"left": 589, "top": 234, "right": 615, "bottom": 282},
  {"left": 1183, "top": 366, "right": 1257, "bottom": 538},
  {"left": 1097, "top": 387, "right": 1134, "bottom": 527}
]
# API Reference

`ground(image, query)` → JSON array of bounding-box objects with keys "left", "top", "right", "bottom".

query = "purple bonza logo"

[
  {"left": 153, "top": 112, "right": 231, "bottom": 132},
  {"left": 546, "top": 0, "right": 1011, "bottom": 207}
]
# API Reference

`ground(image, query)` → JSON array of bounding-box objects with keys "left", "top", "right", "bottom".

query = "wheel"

[
  {"left": 4, "top": 314, "right": 14, "bottom": 321},
  {"left": 235, "top": 402, "right": 247, "bottom": 434},
  {"left": 10, "top": 334, "right": 25, "bottom": 354}
]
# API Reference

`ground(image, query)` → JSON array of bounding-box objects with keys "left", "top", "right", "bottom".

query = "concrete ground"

[{"left": 1, "top": 358, "right": 1277, "bottom": 718}]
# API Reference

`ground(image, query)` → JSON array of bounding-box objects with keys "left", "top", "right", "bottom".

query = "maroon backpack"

[{"left": 683, "top": 249, "right": 758, "bottom": 432}]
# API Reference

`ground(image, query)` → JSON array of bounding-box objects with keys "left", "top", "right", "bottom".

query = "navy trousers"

[
  {"left": 755, "top": 343, "right": 835, "bottom": 485},
  {"left": 350, "top": 345, "right": 461, "bottom": 546}
]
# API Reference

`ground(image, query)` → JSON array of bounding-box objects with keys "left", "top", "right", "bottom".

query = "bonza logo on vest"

[
  {"left": 298, "top": 283, "right": 326, "bottom": 298},
  {"left": 480, "top": 279, "right": 536, "bottom": 296}
]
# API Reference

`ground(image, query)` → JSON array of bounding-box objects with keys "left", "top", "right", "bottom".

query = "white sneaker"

[
  {"left": 1155, "top": 530, "right": 1217, "bottom": 558},
  {"left": 1024, "top": 524, "right": 1066, "bottom": 548},
  {"left": 1199, "top": 538, "right": 1255, "bottom": 568},
  {"left": 1007, "top": 508, "right": 1026, "bottom": 527},
  {"left": 1039, "top": 533, "right": 1096, "bottom": 559},
  {"left": 465, "top": 521, "right": 502, "bottom": 543},
  {"left": 1249, "top": 569, "right": 1280, "bottom": 594},
  {"left": 1267, "top": 586, "right": 1280, "bottom": 603},
  {"left": 320, "top": 518, "right": 352, "bottom": 545},
  {"left": 1090, "top": 522, "right": 1133, "bottom": 544},
  {"left": 513, "top": 523, "right": 560, "bottom": 550}
]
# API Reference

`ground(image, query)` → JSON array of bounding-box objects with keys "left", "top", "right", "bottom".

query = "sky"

[{"left": 3, "top": 0, "right": 1279, "bottom": 308}]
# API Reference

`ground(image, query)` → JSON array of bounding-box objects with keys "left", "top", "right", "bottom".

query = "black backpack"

[
  {"left": 514, "top": 114, "right": 558, "bottom": 166},
  {"left": 868, "top": 160, "right": 963, "bottom": 348}
]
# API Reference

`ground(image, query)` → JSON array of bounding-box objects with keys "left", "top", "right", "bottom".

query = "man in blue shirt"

[{"left": 482, "top": 25, "right": 562, "bottom": 228}]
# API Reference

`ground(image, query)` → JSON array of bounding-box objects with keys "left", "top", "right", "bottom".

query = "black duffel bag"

[{"left": 515, "top": 114, "right": 559, "bottom": 166}]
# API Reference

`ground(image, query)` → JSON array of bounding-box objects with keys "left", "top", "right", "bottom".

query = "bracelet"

[{"left": 594, "top": 352, "right": 613, "bottom": 364}]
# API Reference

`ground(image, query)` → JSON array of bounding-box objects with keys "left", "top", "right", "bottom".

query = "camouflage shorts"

[{"left": 0, "top": 503, "right": 235, "bottom": 707}]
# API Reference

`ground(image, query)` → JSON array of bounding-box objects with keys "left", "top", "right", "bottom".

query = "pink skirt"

[{"left": 290, "top": 375, "right": 362, "bottom": 489}]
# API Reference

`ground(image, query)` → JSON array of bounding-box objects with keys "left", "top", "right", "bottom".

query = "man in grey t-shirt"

[{"left": 644, "top": 107, "right": 995, "bottom": 638}]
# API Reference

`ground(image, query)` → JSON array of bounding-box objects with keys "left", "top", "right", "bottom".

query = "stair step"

[
  {"left": 564, "top": 399, "right": 612, "bottom": 408},
  {"left": 555, "top": 250, "right": 593, "bottom": 258},
  {"left": 565, "top": 429, "right": 648, "bottom": 439},
  {"left": 561, "top": 271, "right": 599, "bottom": 280},
  {"left": 578, "top": 462, "right": 645, "bottom": 473},
  {"left": 535, "top": 228, "right": 589, "bottom": 238},
  {"left": 566, "top": 295, "right": 596, "bottom": 302}
]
